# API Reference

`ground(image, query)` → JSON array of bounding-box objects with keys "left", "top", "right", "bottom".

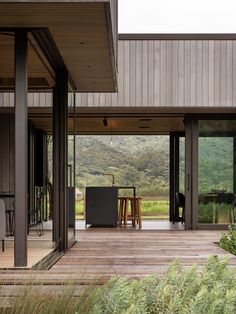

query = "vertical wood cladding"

[
  {"left": 76, "top": 39, "right": 236, "bottom": 108},
  {"left": 1, "top": 39, "right": 236, "bottom": 108}
]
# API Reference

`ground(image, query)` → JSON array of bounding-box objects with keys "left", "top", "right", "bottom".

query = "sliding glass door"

[{"left": 198, "top": 120, "right": 236, "bottom": 226}]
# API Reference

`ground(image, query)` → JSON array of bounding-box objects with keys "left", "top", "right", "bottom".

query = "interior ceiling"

[
  {"left": 28, "top": 115, "right": 185, "bottom": 134},
  {"left": 0, "top": 2, "right": 116, "bottom": 92}
]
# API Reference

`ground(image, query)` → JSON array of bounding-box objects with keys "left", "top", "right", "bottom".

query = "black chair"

[
  {"left": 215, "top": 193, "right": 235, "bottom": 224},
  {"left": 34, "top": 187, "right": 45, "bottom": 237},
  {"left": 175, "top": 192, "right": 185, "bottom": 224}
]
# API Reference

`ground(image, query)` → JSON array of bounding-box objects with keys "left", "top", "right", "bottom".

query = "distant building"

[{"left": 75, "top": 188, "right": 83, "bottom": 201}]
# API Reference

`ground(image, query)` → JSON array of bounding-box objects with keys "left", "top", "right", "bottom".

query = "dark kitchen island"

[{"left": 85, "top": 186, "right": 136, "bottom": 227}]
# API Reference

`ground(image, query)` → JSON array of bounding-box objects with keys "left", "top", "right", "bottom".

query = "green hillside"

[
  {"left": 72, "top": 135, "right": 169, "bottom": 197},
  {"left": 69, "top": 135, "right": 234, "bottom": 197}
]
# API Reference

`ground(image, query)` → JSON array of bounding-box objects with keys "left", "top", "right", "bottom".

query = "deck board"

[
  {"left": 51, "top": 229, "right": 236, "bottom": 277},
  {"left": 0, "top": 229, "right": 235, "bottom": 287}
]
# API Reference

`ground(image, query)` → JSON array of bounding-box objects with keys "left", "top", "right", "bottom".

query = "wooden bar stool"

[
  {"left": 118, "top": 197, "right": 129, "bottom": 226},
  {"left": 127, "top": 197, "right": 142, "bottom": 229}
]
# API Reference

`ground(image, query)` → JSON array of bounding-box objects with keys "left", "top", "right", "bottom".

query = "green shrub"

[
  {"left": 219, "top": 224, "right": 236, "bottom": 255},
  {"left": 3, "top": 256, "right": 236, "bottom": 314}
]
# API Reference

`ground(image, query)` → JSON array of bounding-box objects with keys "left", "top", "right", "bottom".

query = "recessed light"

[
  {"left": 139, "top": 118, "right": 152, "bottom": 122},
  {"left": 139, "top": 126, "right": 150, "bottom": 129}
]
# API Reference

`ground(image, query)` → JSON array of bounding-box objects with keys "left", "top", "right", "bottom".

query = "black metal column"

[
  {"left": 169, "top": 133, "right": 175, "bottom": 222},
  {"left": 234, "top": 137, "right": 236, "bottom": 194},
  {"left": 185, "top": 116, "right": 198, "bottom": 230},
  {"left": 191, "top": 119, "right": 198, "bottom": 229},
  {"left": 174, "top": 136, "right": 180, "bottom": 221},
  {"left": 14, "top": 31, "right": 28, "bottom": 267},
  {"left": 53, "top": 70, "right": 68, "bottom": 251},
  {"left": 169, "top": 134, "right": 180, "bottom": 222},
  {"left": 185, "top": 118, "right": 192, "bottom": 229}
]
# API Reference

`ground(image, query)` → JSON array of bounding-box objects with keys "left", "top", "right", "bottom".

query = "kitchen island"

[{"left": 85, "top": 186, "right": 136, "bottom": 227}]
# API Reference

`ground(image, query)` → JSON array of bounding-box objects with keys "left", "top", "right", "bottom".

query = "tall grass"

[{"left": 3, "top": 256, "right": 236, "bottom": 314}]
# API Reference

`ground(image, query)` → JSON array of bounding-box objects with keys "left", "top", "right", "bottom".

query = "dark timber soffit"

[
  {"left": 32, "top": 29, "right": 76, "bottom": 91},
  {"left": 0, "top": 2, "right": 117, "bottom": 92},
  {"left": 119, "top": 33, "right": 236, "bottom": 40}
]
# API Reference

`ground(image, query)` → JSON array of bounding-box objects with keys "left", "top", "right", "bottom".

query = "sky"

[{"left": 118, "top": 0, "right": 236, "bottom": 33}]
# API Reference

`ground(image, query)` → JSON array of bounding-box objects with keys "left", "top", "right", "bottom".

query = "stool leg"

[
  {"left": 137, "top": 199, "right": 142, "bottom": 229},
  {"left": 118, "top": 200, "right": 123, "bottom": 226},
  {"left": 124, "top": 199, "right": 128, "bottom": 227},
  {"left": 130, "top": 199, "right": 134, "bottom": 226},
  {"left": 136, "top": 199, "right": 139, "bottom": 224},
  {"left": 131, "top": 198, "right": 136, "bottom": 227},
  {"left": 133, "top": 199, "right": 137, "bottom": 227}
]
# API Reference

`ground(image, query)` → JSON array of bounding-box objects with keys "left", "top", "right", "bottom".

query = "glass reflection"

[{"left": 198, "top": 120, "right": 236, "bottom": 224}]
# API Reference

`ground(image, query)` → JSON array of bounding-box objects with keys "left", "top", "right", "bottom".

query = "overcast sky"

[{"left": 118, "top": 0, "right": 236, "bottom": 33}]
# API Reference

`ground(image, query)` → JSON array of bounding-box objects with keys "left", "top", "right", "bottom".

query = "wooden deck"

[
  {"left": 0, "top": 229, "right": 236, "bottom": 283},
  {"left": 0, "top": 229, "right": 236, "bottom": 305},
  {"left": 51, "top": 229, "right": 236, "bottom": 278}
]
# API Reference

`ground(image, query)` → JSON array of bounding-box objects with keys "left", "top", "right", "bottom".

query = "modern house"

[{"left": 0, "top": 1, "right": 236, "bottom": 268}]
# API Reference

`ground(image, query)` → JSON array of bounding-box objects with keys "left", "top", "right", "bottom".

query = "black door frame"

[
  {"left": 185, "top": 114, "right": 236, "bottom": 230},
  {"left": 169, "top": 132, "right": 185, "bottom": 223}
]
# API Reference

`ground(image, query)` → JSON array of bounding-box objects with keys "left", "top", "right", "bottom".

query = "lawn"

[{"left": 76, "top": 199, "right": 169, "bottom": 220}]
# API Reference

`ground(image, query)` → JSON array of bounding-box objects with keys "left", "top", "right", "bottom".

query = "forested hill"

[
  {"left": 70, "top": 135, "right": 233, "bottom": 196},
  {"left": 73, "top": 136, "right": 170, "bottom": 196}
]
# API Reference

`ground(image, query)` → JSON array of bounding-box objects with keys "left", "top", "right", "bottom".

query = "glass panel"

[
  {"left": 179, "top": 137, "right": 185, "bottom": 194},
  {"left": 198, "top": 120, "right": 236, "bottom": 224},
  {"left": 67, "top": 91, "right": 75, "bottom": 243}
]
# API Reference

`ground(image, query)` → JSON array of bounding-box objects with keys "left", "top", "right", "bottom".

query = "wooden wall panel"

[
  {"left": 178, "top": 41, "right": 184, "bottom": 107},
  {"left": 123, "top": 40, "right": 130, "bottom": 107},
  {"left": 196, "top": 41, "right": 203, "bottom": 106},
  {"left": 154, "top": 41, "right": 160, "bottom": 107},
  {"left": 135, "top": 40, "right": 142, "bottom": 107},
  {"left": 172, "top": 41, "right": 178, "bottom": 108},
  {"left": 226, "top": 41, "right": 233, "bottom": 107},
  {"left": 142, "top": 40, "right": 148, "bottom": 107},
  {"left": 160, "top": 41, "right": 167, "bottom": 107},
  {"left": 202, "top": 41, "right": 209, "bottom": 106},
  {"left": 184, "top": 41, "right": 191, "bottom": 107},
  {"left": 1, "top": 38, "right": 236, "bottom": 109}
]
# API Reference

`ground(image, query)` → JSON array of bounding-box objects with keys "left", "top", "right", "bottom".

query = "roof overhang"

[{"left": 0, "top": 1, "right": 117, "bottom": 92}]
